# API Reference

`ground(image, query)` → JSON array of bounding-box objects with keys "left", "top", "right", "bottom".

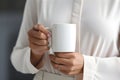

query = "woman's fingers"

[
  {"left": 28, "top": 24, "right": 51, "bottom": 40},
  {"left": 29, "top": 37, "right": 49, "bottom": 46},
  {"left": 50, "top": 58, "right": 80, "bottom": 71},
  {"left": 28, "top": 24, "right": 51, "bottom": 55},
  {"left": 50, "top": 61, "right": 69, "bottom": 70},
  {"left": 55, "top": 52, "right": 76, "bottom": 59},
  {"left": 50, "top": 54, "right": 81, "bottom": 67},
  {"left": 49, "top": 53, "right": 84, "bottom": 75},
  {"left": 50, "top": 60, "right": 81, "bottom": 75},
  {"left": 33, "top": 24, "right": 50, "bottom": 36},
  {"left": 28, "top": 29, "right": 48, "bottom": 40},
  {"left": 49, "top": 55, "right": 71, "bottom": 65}
]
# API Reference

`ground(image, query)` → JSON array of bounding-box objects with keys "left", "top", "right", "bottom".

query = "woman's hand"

[
  {"left": 28, "top": 24, "right": 50, "bottom": 69},
  {"left": 49, "top": 52, "right": 84, "bottom": 76}
]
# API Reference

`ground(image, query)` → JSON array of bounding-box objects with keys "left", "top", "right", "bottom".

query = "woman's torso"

[{"left": 34, "top": 0, "right": 120, "bottom": 80}]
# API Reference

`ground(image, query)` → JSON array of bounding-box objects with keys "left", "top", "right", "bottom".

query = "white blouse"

[{"left": 11, "top": 0, "right": 120, "bottom": 80}]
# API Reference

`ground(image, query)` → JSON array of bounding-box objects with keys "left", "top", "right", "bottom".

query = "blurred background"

[{"left": 0, "top": 0, "right": 34, "bottom": 80}]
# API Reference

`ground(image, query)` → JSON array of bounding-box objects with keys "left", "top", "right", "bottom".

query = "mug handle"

[{"left": 46, "top": 27, "right": 54, "bottom": 54}]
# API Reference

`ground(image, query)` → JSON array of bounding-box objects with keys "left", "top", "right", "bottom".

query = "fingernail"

[
  {"left": 47, "top": 34, "right": 52, "bottom": 38},
  {"left": 49, "top": 31, "right": 52, "bottom": 35},
  {"left": 47, "top": 34, "right": 50, "bottom": 37}
]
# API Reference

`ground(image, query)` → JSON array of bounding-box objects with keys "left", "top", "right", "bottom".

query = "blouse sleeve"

[
  {"left": 82, "top": 55, "right": 120, "bottom": 80},
  {"left": 79, "top": 23, "right": 120, "bottom": 80},
  {"left": 10, "top": 0, "right": 42, "bottom": 74}
]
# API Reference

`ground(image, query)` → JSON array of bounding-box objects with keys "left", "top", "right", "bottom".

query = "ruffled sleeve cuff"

[{"left": 83, "top": 55, "right": 97, "bottom": 80}]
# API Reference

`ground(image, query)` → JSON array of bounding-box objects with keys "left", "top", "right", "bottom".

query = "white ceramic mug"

[{"left": 47, "top": 24, "right": 76, "bottom": 53}]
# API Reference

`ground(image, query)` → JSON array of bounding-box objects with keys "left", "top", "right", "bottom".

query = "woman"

[{"left": 11, "top": 0, "right": 120, "bottom": 80}]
